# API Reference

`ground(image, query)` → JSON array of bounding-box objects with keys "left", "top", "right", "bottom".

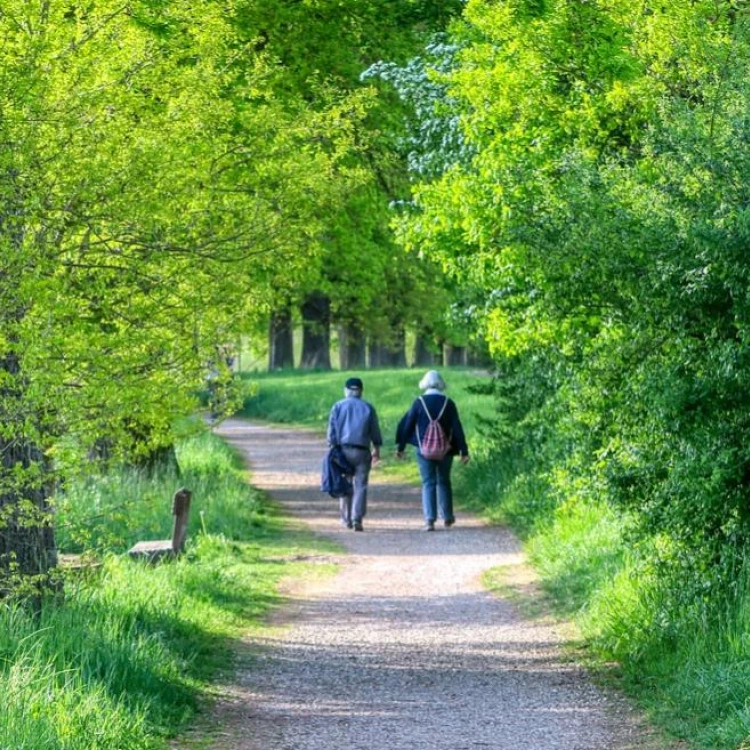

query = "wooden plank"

[{"left": 128, "top": 540, "right": 174, "bottom": 563}]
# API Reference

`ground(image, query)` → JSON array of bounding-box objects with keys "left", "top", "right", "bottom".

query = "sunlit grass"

[
  {"left": 1, "top": 431, "right": 336, "bottom": 749},
  {"left": 238, "top": 366, "right": 495, "bottom": 449}
]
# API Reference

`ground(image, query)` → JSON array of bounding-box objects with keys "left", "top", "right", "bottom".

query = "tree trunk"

[
  {"left": 123, "top": 419, "right": 182, "bottom": 477},
  {"left": 388, "top": 326, "right": 407, "bottom": 367},
  {"left": 300, "top": 292, "right": 332, "bottom": 370},
  {"left": 467, "top": 339, "right": 492, "bottom": 368},
  {"left": 0, "top": 173, "right": 57, "bottom": 597},
  {"left": 133, "top": 442, "right": 181, "bottom": 477},
  {"left": 368, "top": 333, "right": 406, "bottom": 368},
  {"left": 414, "top": 333, "right": 440, "bottom": 367},
  {"left": 339, "top": 325, "right": 366, "bottom": 370},
  {"left": 444, "top": 344, "right": 467, "bottom": 367},
  {"left": 268, "top": 306, "right": 295, "bottom": 370},
  {"left": 0, "top": 348, "right": 57, "bottom": 595},
  {"left": 368, "top": 340, "right": 388, "bottom": 368}
]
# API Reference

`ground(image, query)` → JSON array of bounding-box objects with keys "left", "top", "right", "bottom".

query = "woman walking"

[{"left": 396, "top": 370, "right": 470, "bottom": 531}]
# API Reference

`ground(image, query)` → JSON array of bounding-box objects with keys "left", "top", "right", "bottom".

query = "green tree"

[
  {"left": 398, "top": 0, "right": 750, "bottom": 597},
  {"left": 242, "top": 0, "right": 464, "bottom": 369},
  {"left": 0, "top": 0, "right": 362, "bottom": 588}
]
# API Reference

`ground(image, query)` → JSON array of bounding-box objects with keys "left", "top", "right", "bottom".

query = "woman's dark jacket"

[{"left": 396, "top": 393, "right": 469, "bottom": 457}]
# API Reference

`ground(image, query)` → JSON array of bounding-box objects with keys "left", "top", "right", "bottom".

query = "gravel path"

[{"left": 206, "top": 418, "right": 669, "bottom": 750}]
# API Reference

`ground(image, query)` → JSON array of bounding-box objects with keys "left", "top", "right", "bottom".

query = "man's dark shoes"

[
  {"left": 423, "top": 521, "right": 435, "bottom": 531},
  {"left": 341, "top": 519, "right": 353, "bottom": 529},
  {"left": 353, "top": 521, "right": 364, "bottom": 532},
  {"left": 444, "top": 519, "right": 455, "bottom": 528}
]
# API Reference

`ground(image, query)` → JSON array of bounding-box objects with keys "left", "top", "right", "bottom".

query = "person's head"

[
  {"left": 419, "top": 370, "right": 445, "bottom": 392},
  {"left": 344, "top": 376, "right": 364, "bottom": 398}
]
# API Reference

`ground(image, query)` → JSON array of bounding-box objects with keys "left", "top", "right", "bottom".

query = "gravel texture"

[{"left": 204, "top": 418, "right": 672, "bottom": 750}]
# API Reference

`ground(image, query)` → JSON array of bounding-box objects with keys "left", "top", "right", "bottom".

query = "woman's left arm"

[{"left": 448, "top": 401, "right": 469, "bottom": 460}]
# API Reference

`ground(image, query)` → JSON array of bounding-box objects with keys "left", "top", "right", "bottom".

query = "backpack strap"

[{"left": 418, "top": 395, "right": 448, "bottom": 422}]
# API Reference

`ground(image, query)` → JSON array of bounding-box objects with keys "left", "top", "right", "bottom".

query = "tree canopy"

[
  {"left": 0, "top": 0, "right": 378, "bottom": 583},
  {"left": 8, "top": 0, "right": 750, "bottom": 624}
]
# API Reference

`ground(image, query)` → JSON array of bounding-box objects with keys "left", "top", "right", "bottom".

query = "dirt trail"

[{"left": 201, "top": 418, "right": 668, "bottom": 750}]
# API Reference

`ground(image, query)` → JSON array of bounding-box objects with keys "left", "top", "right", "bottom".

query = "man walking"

[{"left": 327, "top": 377, "right": 382, "bottom": 531}]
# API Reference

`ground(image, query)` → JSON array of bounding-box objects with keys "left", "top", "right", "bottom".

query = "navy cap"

[{"left": 345, "top": 377, "right": 363, "bottom": 390}]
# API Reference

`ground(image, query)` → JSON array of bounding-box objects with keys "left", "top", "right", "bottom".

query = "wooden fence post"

[{"left": 171, "top": 488, "right": 192, "bottom": 554}]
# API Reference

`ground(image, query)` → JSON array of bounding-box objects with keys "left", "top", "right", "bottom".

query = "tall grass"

[
  {"left": 1, "top": 431, "right": 335, "bottom": 750},
  {"left": 479, "top": 455, "right": 750, "bottom": 748},
  {"left": 56, "top": 431, "right": 272, "bottom": 553}
]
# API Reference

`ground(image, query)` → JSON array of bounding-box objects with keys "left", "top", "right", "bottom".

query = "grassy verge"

[
  {"left": 1, "top": 431, "right": 337, "bottom": 750},
  {"left": 471, "top": 450, "right": 750, "bottom": 749}
]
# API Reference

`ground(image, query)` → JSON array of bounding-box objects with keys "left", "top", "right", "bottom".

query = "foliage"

[
  {"left": 249, "top": 0, "right": 467, "bottom": 355},
  {"left": 394, "top": 0, "right": 750, "bottom": 610},
  {"left": 363, "top": 37, "right": 474, "bottom": 180},
  {"left": 0, "top": 0, "right": 369, "bottom": 581},
  {"left": 381, "top": 2, "right": 750, "bottom": 746},
  {"left": 3, "top": 0, "right": 361, "bottom": 452}
]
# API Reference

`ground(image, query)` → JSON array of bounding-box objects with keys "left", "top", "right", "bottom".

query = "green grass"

[
  {"left": 1, "top": 431, "right": 337, "bottom": 750},
  {"left": 482, "top": 467, "right": 750, "bottom": 749},
  {"left": 527, "top": 498, "right": 627, "bottom": 617},
  {"left": 582, "top": 552, "right": 750, "bottom": 749},
  {"left": 56, "top": 431, "right": 280, "bottom": 553},
  {"left": 238, "top": 366, "right": 495, "bottom": 475}
]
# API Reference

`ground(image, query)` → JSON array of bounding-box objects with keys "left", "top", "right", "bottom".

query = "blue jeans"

[{"left": 416, "top": 452, "right": 455, "bottom": 523}]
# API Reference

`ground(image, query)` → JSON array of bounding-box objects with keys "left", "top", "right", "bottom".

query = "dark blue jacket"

[
  {"left": 396, "top": 393, "right": 469, "bottom": 457},
  {"left": 321, "top": 445, "right": 355, "bottom": 497}
]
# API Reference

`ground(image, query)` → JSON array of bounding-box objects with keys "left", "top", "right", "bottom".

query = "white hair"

[
  {"left": 419, "top": 370, "right": 445, "bottom": 391},
  {"left": 344, "top": 387, "right": 362, "bottom": 398}
]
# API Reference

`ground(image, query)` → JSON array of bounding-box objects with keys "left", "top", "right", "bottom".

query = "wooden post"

[{"left": 171, "top": 488, "right": 192, "bottom": 553}]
